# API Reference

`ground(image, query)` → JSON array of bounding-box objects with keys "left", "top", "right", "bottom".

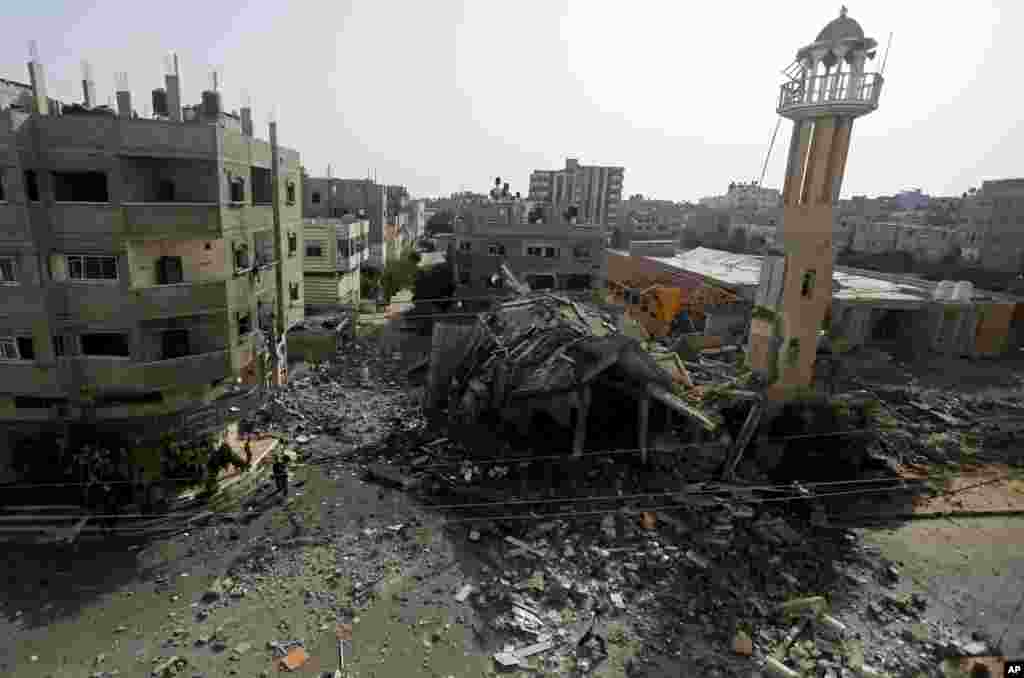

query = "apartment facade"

[
  {"left": 0, "top": 80, "right": 304, "bottom": 468},
  {"left": 452, "top": 201, "right": 607, "bottom": 294},
  {"left": 699, "top": 182, "right": 781, "bottom": 211},
  {"left": 301, "top": 174, "right": 408, "bottom": 270},
  {"left": 977, "top": 179, "right": 1024, "bottom": 273},
  {"left": 528, "top": 157, "right": 624, "bottom": 226},
  {"left": 302, "top": 217, "right": 368, "bottom": 313},
  {"left": 614, "top": 196, "right": 689, "bottom": 248}
]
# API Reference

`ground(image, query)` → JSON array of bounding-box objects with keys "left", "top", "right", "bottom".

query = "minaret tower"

[{"left": 749, "top": 6, "right": 883, "bottom": 400}]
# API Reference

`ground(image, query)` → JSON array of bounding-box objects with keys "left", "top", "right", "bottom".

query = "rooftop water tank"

[
  {"left": 934, "top": 280, "right": 955, "bottom": 301},
  {"left": 953, "top": 280, "right": 974, "bottom": 302}
]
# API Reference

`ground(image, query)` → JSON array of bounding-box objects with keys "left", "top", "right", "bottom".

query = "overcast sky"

[{"left": 3, "top": 1, "right": 1020, "bottom": 201}]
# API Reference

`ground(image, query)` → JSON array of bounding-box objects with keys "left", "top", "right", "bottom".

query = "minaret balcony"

[{"left": 777, "top": 72, "right": 883, "bottom": 120}]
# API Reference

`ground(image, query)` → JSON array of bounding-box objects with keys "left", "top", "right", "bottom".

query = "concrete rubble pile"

[
  {"left": 448, "top": 490, "right": 966, "bottom": 678},
  {"left": 434, "top": 291, "right": 717, "bottom": 452},
  {"left": 860, "top": 383, "right": 1024, "bottom": 466},
  {"left": 248, "top": 338, "right": 423, "bottom": 448}
]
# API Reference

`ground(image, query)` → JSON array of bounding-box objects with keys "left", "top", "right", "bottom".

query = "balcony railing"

[
  {"left": 69, "top": 350, "right": 231, "bottom": 391},
  {"left": 778, "top": 72, "right": 883, "bottom": 119}
]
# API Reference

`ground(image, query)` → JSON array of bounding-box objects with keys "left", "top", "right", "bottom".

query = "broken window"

[
  {"left": 572, "top": 245, "right": 592, "bottom": 260},
  {"left": 0, "top": 257, "right": 16, "bottom": 283},
  {"left": 24, "top": 170, "right": 39, "bottom": 202},
  {"left": 80, "top": 333, "right": 131, "bottom": 357},
  {"left": 801, "top": 269, "right": 816, "bottom": 298},
  {"left": 0, "top": 336, "right": 34, "bottom": 360},
  {"left": 305, "top": 240, "right": 324, "bottom": 258},
  {"left": 52, "top": 171, "right": 109, "bottom": 202},
  {"left": 458, "top": 241, "right": 472, "bottom": 252},
  {"left": 229, "top": 176, "right": 245, "bottom": 203},
  {"left": 458, "top": 271, "right": 470, "bottom": 285},
  {"left": 251, "top": 167, "right": 272, "bottom": 205},
  {"left": 487, "top": 243, "right": 506, "bottom": 256},
  {"left": 161, "top": 329, "right": 190, "bottom": 360},
  {"left": 157, "top": 180, "right": 176, "bottom": 202},
  {"left": 286, "top": 181, "right": 296, "bottom": 205},
  {"left": 312, "top": 191, "right": 322, "bottom": 204},
  {"left": 156, "top": 256, "right": 184, "bottom": 285},
  {"left": 237, "top": 313, "right": 252, "bottom": 337},
  {"left": 67, "top": 254, "right": 118, "bottom": 281},
  {"left": 53, "top": 335, "right": 66, "bottom": 357},
  {"left": 290, "top": 282, "right": 300, "bottom": 301},
  {"left": 288, "top": 232, "right": 297, "bottom": 256}
]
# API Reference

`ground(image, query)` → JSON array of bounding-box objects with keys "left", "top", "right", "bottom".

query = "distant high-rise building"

[{"left": 528, "top": 158, "right": 624, "bottom": 225}]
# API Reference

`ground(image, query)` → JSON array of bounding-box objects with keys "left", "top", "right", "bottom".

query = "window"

[
  {"left": 52, "top": 171, "right": 109, "bottom": 202},
  {"left": 156, "top": 256, "right": 183, "bottom": 285},
  {"left": 161, "top": 329, "right": 190, "bottom": 360},
  {"left": 801, "top": 269, "right": 816, "bottom": 298},
  {"left": 234, "top": 244, "right": 250, "bottom": 270},
  {"left": 158, "top": 180, "right": 176, "bottom": 202},
  {"left": 53, "top": 335, "right": 66, "bottom": 357},
  {"left": 458, "top": 241, "right": 472, "bottom": 252},
  {"left": 67, "top": 255, "right": 118, "bottom": 281},
  {"left": 80, "top": 333, "right": 131, "bottom": 357},
  {"left": 288, "top": 232, "right": 297, "bottom": 255},
  {"left": 251, "top": 167, "right": 272, "bottom": 205},
  {"left": 458, "top": 271, "right": 470, "bottom": 285},
  {"left": 312, "top": 191, "right": 322, "bottom": 204},
  {"left": 24, "top": 170, "right": 39, "bottom": 202},
  {"left": 229, "top": 176, "right": 245, "bottom": 203},
  {"left": 487, "top": 243, "right": 506, "bottom": 256},
  {"left": 286, "top": 181, "right": 296, "bottom": 205},
  {"left": 572, "top": 245, "right": 592, "bottom": 260},
  {"left": 237, "top": 314, "right": 252, "bottom": 338},
  {"left": 0, "top": 256, "right": 16, "bottom": 283},
  {"left": 290, "top": 282, "right": 300, "bottom": 301},
  {"left": 0, "top": 170, "right": 5, "bottom": 201},
  {"left": 305, "top": 241, "right": 324, "bottom": 258},
  {"left": 0, "top": 336, "right": 33, "bottom": 360}
]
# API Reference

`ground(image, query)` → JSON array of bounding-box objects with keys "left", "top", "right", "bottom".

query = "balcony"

[
  {"left": 133, "top": 280, "right": 229, "bottom": 319},
  {"left": 68, "top": 350, "right": 231, "bottom": 391},
  {"left": 777, "top": 72, "right": 883, "bottom": 120},
  {"left": 122, "top": 203, "right": 222, "bottom": 238}
]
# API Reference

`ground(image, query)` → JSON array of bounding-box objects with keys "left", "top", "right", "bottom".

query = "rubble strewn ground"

[{"left": 2, "top": 311, "right": 1024, "bottom": 678}]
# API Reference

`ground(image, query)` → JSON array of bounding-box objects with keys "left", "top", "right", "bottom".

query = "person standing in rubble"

[{"left": 272, "top": 454, "right": 289, "bottom": 499}]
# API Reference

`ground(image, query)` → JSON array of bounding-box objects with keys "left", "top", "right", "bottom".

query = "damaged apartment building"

[
  {"left": 0, "top": 51, "right": 305, "bottom": 477},
  {"left": 453, "top": 181, "right": 608, "bottom": 296}
]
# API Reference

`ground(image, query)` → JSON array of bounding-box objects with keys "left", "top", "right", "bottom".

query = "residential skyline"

[{"left": 3, "top": 0, "right": 1019, "bottom": 200}]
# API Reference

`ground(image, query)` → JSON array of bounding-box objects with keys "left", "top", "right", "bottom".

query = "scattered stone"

[
  {"left": 279, "top": 647, "right": 309, "bottom": 671},
  {"left": 151, "top": 656, "right": 187, "bottom": 678},
  {"left": 779, "top": 596, "right": 827, "bottom": 618},
  {"left": 455, "top": 584, "right": 475, "bottom": 603},
  {"left": 468, "top": 529, "right": 481, "bottom": 542},
  {"left": 732, "top": 630, "right": 753, "bottom": 656},
  {"left": 764, "top": 656, "right": 801, "bottom": 678}
]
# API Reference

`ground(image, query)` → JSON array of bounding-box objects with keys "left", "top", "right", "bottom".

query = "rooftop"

[{"left": 623, "top": 246, "right": 1015, "bottom": 305}]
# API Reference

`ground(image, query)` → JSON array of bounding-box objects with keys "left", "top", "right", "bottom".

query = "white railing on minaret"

[{"left": 778, "top": 72, "right": 883, "bottom": 113}]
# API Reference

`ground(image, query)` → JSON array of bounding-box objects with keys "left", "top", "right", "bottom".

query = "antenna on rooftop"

[
  {"left": 210, "top": 67, "right": 222, "bottom": 92},
  {"left": 880, "top": 32, "right": 894, "bottom": 75},
  {"left": 28, "top": 40, "right": 40, "bottom": 63}
]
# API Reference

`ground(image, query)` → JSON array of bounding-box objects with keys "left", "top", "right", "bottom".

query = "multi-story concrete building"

[
  {"left": 976, "top": 179, "right": 1024, "bottom": 273},
  {"left": 699, "top": 182, "right": 781, "bottom": 211},
  {"left": 613, "top": 195, "right": 689, "bottom": 248},
  {"left": 528, "top": 158, "right": 624, "bottom": 226},
  {"left": 301, "top": 173, "right": 407, "bottom": 271},
  {"left": 0, "top": 57, "right": 304, "bottom": 471},
  {"left": 835, "top": 218, "right": 961, "bottom": 262},
  {"left": 301, "top": 217, "right": 368, "bottom": 313},
  {"left": 452, "top": 200, "right": 607, "bottom": 295}
]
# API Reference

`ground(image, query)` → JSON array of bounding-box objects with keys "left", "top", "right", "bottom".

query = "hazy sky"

[{"left": 3, "top": 1, "right": 1020, "bottom": 201}]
